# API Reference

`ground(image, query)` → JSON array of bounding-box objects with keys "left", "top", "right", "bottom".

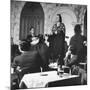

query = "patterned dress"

[{"left": 49, "top": 22, "right": 66, "bottom": 64}]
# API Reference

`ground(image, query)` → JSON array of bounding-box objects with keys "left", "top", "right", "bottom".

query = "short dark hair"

[
  {"left": 19, "top": 40, "right": 30, "bottom": 51},
  {"left": 57, "top": 14, "right": 62, "bottom": 23},
  {"left": 30, "top": 26, "right": 34, "bottom": 31},
  {"left": 74, "top": 24, "right": 81, "bottom": 34}
]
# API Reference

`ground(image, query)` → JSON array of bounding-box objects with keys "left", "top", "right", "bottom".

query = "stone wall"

[
  {"left": 11, "top": 1, "right": 87, "bottom": 44},
  {"left": 11, "top": 1, "right": 25, "bottom": 44}
]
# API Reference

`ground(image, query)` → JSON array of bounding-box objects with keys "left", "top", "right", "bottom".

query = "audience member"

[
  {"left": 66, "top": 24, "right": 87, "bottom": 66},
  {"left": 12, "top": 40, "right": 43, "bottom": 80},
  {"left": 64, "top": 24, "right": 87, "bottom": 84}
]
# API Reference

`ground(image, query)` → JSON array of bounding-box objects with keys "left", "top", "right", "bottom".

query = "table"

[{"left": 19, "top": 71, "right": 80, "bottom": 89}]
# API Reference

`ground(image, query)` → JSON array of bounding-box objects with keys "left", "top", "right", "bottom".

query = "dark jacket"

[
  {"left": 69, "top": 34, "right": 87, "bottom": 64},
  {"left": 12, "top": 50, "right": 42, "bottom": 73}
]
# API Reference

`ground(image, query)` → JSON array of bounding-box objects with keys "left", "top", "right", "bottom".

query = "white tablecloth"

[{"left": 19, "top": 71, "right": 79, "bottom": 88}]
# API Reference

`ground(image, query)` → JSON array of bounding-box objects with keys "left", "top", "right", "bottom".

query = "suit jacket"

[{"left": 12, "top": 50, "right": 42, "bottom": 73}]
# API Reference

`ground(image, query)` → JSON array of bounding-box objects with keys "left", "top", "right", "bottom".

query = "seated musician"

[
  {"left": 26, "top": 26, "right": 50, "bottom": 71},
  {"left": 26, "top": 27, "right": 51, "bottom": 72},
  {"left": 26, "top": 26, "right": 39, "bottom": 50}
]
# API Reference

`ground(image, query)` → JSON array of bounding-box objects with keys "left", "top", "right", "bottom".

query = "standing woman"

[{"left": 49, "top": 14, "right": 66, "bottom": 67}]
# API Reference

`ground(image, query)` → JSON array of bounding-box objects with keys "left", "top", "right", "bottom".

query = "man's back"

[
  {"left": 13, "top": 50, "right": 42, "bottom": 71},
  {"left": 69, "top": 34, "right": 86, "bottom": 63},
  {"left": 70, "top": 34, "right": 84, "bottom": 53}
]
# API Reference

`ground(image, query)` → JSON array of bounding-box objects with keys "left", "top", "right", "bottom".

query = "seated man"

[
  {"left": 64, "top": 24, "right": 87, "bottom": 85},
  {"left": 64, "top": 24, "right": 87, "bottom": 66},
  {"left": 12, "top": 40, "right": 43, "bottom": 80}
]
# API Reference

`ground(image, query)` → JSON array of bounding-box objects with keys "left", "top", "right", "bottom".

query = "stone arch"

[
  {"left": 50, "top": 7, "right": 77, "bottom": 26},
  {"left": 50, "top": 7, "right": 77, "bottom": 44}
]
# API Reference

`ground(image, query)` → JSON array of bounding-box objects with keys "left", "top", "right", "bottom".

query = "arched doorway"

[{"left": 19, "top": 2, "right": 44, "bottom": 40}]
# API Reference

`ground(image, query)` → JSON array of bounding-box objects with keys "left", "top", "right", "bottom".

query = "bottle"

[
  {"left": 57, "top": 64, "right": 64, "bottom": 77},
  {"left": 57, "top": 65, "right": 60, "bottom": 75}
]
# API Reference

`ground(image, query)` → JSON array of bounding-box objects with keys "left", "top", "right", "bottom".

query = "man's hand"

[{"left": 16, "top": 66, "right": 22, "bottom": 72}]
